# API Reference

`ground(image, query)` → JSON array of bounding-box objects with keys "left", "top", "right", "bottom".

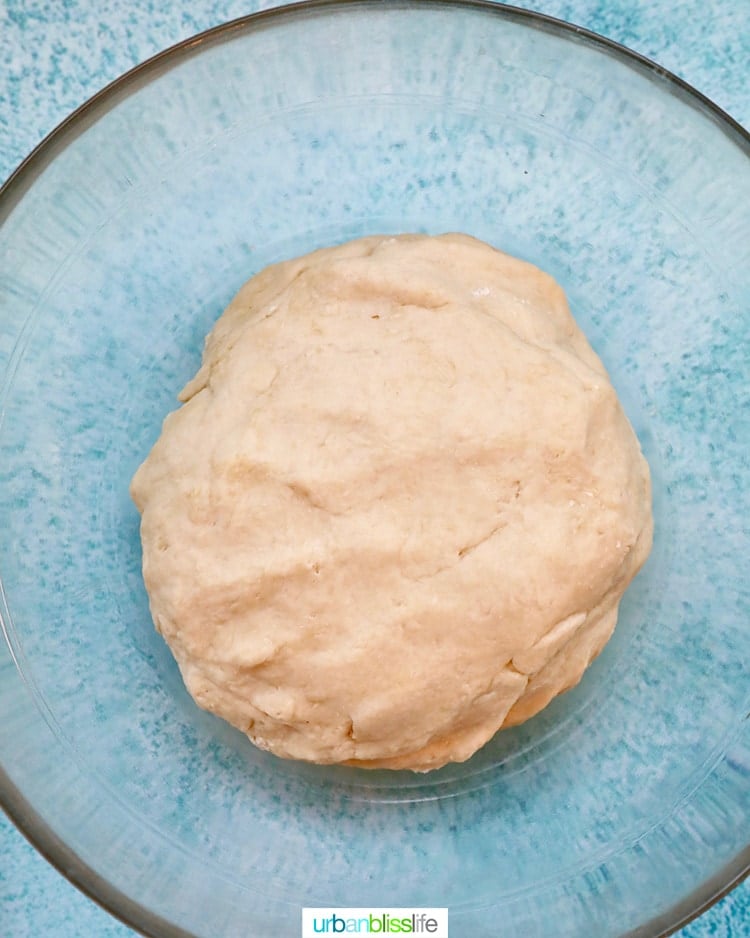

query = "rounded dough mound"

[{"left": 131, "top": 233, "right": 652, "bottom": 772}]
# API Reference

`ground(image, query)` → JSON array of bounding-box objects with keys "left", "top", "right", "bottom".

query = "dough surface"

[{"left": 131, "top": 233, "right": 652, "bottom": 771}]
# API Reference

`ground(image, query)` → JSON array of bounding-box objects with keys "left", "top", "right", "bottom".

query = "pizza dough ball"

[{"left": 131, "top": 233, "right": 652, "bottom": 772}]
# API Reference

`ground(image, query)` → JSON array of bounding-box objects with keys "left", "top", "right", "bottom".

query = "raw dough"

[{"left": 131, "top": 233, "right": 652, "bottom": 772}]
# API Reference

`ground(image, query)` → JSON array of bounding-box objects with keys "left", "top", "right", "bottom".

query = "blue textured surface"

[{"left": 0, "top": 2, "right": 748, "bottom": 937}]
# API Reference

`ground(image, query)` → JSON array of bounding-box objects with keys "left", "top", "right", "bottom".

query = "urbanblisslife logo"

[{"left": 302, "top": 908, "right": 449, "bottom": 937}]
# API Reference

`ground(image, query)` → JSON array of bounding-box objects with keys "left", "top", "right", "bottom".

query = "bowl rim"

[{"left": 0, "top": 2, "right": 748, "bottom": 936}]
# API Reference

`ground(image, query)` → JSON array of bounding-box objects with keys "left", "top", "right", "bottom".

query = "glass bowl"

[{"left": 1, "top": 2, "right": 748, "bottom": 936}]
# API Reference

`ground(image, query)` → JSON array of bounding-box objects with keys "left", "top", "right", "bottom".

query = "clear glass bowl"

[{"left": 1, "top": 3, "right": 748, "bottom": 936}]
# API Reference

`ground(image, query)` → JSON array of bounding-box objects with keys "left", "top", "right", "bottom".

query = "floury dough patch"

[{"left": 130, "top": 233, "right": 653, "bottom": 772}]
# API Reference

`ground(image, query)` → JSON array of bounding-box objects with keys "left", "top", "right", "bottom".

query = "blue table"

[{"left": 1, "top": 1, "right": 748, "bottom": 935}]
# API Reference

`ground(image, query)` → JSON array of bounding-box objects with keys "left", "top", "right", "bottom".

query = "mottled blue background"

[{"left": 0, "top": 1, "right": 748, "bottom": 936}]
